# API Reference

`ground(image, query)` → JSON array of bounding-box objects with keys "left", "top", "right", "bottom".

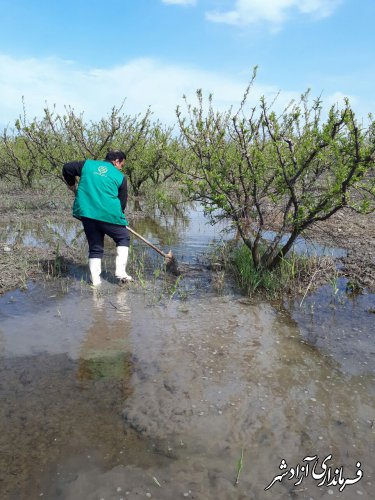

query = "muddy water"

[{"left": 0, "top": 209, "right": 374, "bottom": 500}]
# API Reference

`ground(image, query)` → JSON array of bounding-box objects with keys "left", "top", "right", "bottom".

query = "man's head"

[{"left": 105, "top": 150, "right": 125, "bottom": 170}]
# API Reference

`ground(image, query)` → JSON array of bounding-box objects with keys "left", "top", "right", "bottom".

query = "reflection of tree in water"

[
  {"left": 128, "top": 200, "right": 192, "bottom": 243},
  {"left": 130, "top": 203, "right": 194, "bottom": 250},
  {"left": 132, "top": 217, "right": 182, "bottom": 248},
  {"left": 0, "top": 219, "right": 85, "bottom": 250},
  {"left": 76, "top": 290, "right": 133, "bottom": 399}
]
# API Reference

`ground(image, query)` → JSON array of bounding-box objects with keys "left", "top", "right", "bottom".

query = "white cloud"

[
  {"left": 162, "top": 0, "right": 197, "bottom": 6},
  {"left": 0, "top": 54, "right": 277, "bottom": 128},
  {"left": 0, "top": 53, "right": 367, "bottom": 131},
  {"left": 206, "top": 0, "right": 341, "bottom": 27}
]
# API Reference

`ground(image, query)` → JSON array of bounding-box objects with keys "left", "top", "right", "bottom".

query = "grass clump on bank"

[
  {"left": 0, "top": 245, "right": 65, "bottom": 295},
  {"left": 226, "top": 243, "right": 337, "bottom": 299},
  {"left": 0, "top": 237, "right": 89, "bottom": 296}
]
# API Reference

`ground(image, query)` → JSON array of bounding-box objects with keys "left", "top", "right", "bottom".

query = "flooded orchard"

[{"left": 0, "top": 208, "right": 374, "bottom": 500}]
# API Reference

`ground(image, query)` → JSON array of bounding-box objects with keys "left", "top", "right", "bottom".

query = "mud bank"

[{"left": 306, "top": 208, "right": 375, "bottom": 292}]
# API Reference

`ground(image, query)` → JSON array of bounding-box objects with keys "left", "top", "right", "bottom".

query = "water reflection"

[
  {"left": 128, "top": 205, "right": 224, "bottom": 269},
  {"left": 77, "top": 290, "right": 133, "bottom": 385},
  {"left": 0, "top": 219, "right": 84, "bottom": 249},
  {"left": 0, "top": 279, "right": 373, "bottom": 499},
  {"left": 0, "top": 286, "right": 136, "bottom": 499},
  {"left": 133, "top": 215, "right": 184, "bottom": 247}
]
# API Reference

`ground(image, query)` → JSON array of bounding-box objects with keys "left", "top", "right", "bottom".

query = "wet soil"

[
  {"left": 0, "top": 184, "right": 82, "bottom": 295},
  {"left": 306, "top": 208, "right": 375, "bottom": 293}
]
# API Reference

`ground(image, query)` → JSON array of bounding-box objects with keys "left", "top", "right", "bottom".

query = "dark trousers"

[{"left": 81, "top": 217, "right": 130, "bottom": 258}]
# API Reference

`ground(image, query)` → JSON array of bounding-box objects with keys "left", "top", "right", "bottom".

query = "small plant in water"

[
  {"left": 212, "top": 270, "right": 226, "bottom": 294},
  {"left": 329, "top": 274, "right": 340, "bottom": 296},
  {"left": 166, "top": 274, "right": 183, "bottom": 304},
  {"left": 234, "top": 448, "right": 244, "bottom": 486},
  {"left": 135, "top": 264, "right": 147, "bottom": 289},
  {"left": 53, "top": 241, "right": 62, "bottom": 276},
  {"left": 346, "top": 280, "right": 363, "bottom": 295}
]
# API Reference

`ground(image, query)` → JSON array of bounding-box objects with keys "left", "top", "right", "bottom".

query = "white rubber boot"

[
  {"left": 115, "top": 246, "right": 133, "bottom": 282},
  {"left": 89, "top": 258, "right": 102, "bottom": 286}
]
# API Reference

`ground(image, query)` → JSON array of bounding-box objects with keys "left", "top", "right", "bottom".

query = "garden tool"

[{"left": 127, "top": 226, "right": 179, "bottom": 275}]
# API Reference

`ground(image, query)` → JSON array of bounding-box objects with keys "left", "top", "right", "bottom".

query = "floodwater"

[{"left": 0, "top": 208, "right": 374, "bottom": 500}]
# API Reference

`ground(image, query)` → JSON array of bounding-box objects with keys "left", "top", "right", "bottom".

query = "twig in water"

[
  {"left": 299, "top": 269, "right": 321, "bottom": 307},
  {"left": 152, "top": 476, "right": 162, "bottom": 487}
]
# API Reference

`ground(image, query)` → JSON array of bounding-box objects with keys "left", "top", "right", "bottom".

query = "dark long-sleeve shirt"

[{"left": 62, "top": 160, "right": 128, "bottom": 211}]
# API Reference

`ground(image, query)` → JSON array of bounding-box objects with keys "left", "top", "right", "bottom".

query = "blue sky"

[{"left": 0, "top": 0, "right": 374, "bottom": 128}]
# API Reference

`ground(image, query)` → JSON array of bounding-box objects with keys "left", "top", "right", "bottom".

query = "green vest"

[{"left": 73, "top": 159, "right": 128, "bottom": 225}]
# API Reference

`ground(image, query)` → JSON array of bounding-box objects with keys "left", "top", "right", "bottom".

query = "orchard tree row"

[
  {"left": 1, "top": 72, "right": 374, "bottom": 270},
  {"left": 0, "top": 102, "right": 179, "bottom": 196}
]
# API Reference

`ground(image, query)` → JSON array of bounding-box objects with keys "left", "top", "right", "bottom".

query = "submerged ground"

[{"left": 0, "top": 186, "right": 374, "bottom": 499}]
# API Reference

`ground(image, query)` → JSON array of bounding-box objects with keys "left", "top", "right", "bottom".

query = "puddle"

[
  {"left": 0, "top": 207, "right": 374, "bottom": 500},
  {"left": 262, "top": 230, "right": 347, "bottom": 259},
  {"left": 0, "top": 220, "right": 83, "bottom": 249},
  {"left": 287, "top": 279, "right": 375, "bottom": 377},
  {"left": 0, "top": 205, "right": 227, "bottom": 261}
]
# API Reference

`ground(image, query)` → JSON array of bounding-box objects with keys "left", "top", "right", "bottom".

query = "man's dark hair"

[{"left": 105, "top": 150, "right": 126, "bottom": 163}]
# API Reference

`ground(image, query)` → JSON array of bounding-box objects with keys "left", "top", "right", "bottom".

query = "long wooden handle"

[{"left": 127, "top": 226, "right": 167, "bottom": 258}]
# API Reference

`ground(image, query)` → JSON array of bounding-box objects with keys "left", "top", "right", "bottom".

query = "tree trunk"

[
  {"left": 251, "top": 242, "right": 261, "bottom": 269},
  {"left": 267, "top": 231, "right": 299, "bottom": 270}
]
